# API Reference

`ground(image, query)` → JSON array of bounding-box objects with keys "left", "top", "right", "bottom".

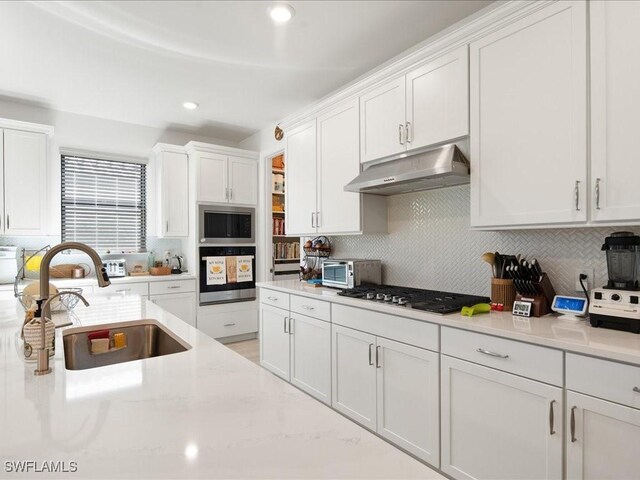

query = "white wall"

[{"left": 239, "top": 125, "right": 285, "bottom": 282}]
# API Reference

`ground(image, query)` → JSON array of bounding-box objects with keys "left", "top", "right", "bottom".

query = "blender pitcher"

[{"left": 602, "top": 232, "right": 640, "bottom": 290}]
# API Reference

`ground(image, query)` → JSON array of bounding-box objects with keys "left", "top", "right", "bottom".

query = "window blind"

[{"left": 61, "top": 155, "right": 146, "bottom": 252}]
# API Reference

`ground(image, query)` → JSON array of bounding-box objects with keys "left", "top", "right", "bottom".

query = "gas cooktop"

[{"left": 337, "top": 284, "right": 490, "bottom": 314}]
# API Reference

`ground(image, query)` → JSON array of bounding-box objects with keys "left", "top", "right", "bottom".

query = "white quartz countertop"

[
  {"left": 0, "top": 293, "right": 440, "bottom": 479},
  {"left": 257, "top": 280, "right": 640, "bottom": 367}
]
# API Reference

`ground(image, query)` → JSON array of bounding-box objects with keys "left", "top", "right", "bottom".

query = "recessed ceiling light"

[
  {"left": 183, "top": 101, "right": 199, "bottom": 110},
  {"left": 269, "top": 4, "right": 295, "bottom": 24}
]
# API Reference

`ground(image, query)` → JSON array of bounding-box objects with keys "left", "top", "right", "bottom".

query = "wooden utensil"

[{"left": 481, "top": 252, "right": 497, "bottom": 278}]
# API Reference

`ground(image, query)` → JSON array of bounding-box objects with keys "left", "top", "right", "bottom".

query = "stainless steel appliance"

[
  {"left": 199, "top": 204, "right": 255, "bottom": 244},
  {"left": 589, "top": 232, "right": 640, "bottom": 333},
  {"left": 344, "top": 143, "right": 470, "bottom": 196},
  {"left": 322, "top": 259, "right": 381, "bottom": 289},
  {"left": 103, "top": 259, "right": 127, "bottom": 278},
  {"left": 337, "top": 285, "right": 490, "bottom": 314},
  {"left": 199, "top": 246, "right": 256, "bottom": 305}
]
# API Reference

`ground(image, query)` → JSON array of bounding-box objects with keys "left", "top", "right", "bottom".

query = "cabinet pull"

[
  {"left": 223, "top": 322, "right": 236, "bottom": 327},
  {"left": 549, "top": 400, "right": 556, "bottom": 435},
  {"left": 301, "top": 305, "right": 315, "bottom": 311},
  {"left": 115, "top": 289, "right": 131, "bottom": 293},
  {"left": 405, "top": 122, "right": 412, "bottom": 143},
  {"left": 574, "top": 181, "right": 580, "bottom": 211},
  {"left": 229, "top": 188, "right": 233, "bottom": 200},
  {"left": 283, "top": 316, "right": 288, "bottom": 333},
  {"left": 311, "top": 212, "right": 316, "bottom": 228},
  {"left": 368, "top": 343, "right": 374, "bottom": 366},
  {"left": 476, "top": 347, "right": 509, "bottom": 359},
  {"left": 375, "top": 345, "right": 381, "bottom": 368},
  {"left": 288, "top": 317, "right": 293, "bottom": 335},
  {"left": 633, "top": 387, "right": 640, "bottom": 393},
  {"left": 595, "top": 178, "right": 601, "bottom": 210},
  {"left": 225, "top": 188, "right": 229, "bottom": 200},
  {"left": 316, "top": 211, "right": 320, "bottom": 228},
  {"left": 570, "top": 406, "right": 577, "bottom": 443},
  {"left": 6, "top": 215, "right": 8, "bottom": 230},
  {"left": 398, "top": 124, "right": 405, "bottom": 145},
  {"left": 167, "top": 286, "right": 181, "bottom": 289},
  {"left": 166, "top": 220, "right": 169, "bottom": 233},
  {"left": 267, "top": 296, "right": 278, "bottom": 301}
]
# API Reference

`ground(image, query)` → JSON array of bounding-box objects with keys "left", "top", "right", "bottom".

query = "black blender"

[{"left": 589, "top": 232, "right": 640, "bottom": 333}]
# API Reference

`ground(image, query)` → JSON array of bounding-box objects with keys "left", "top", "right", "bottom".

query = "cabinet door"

[
  {"left": 259, "top": 304, "right": 290, "bottom": 380},
  {"left": 285, "top": 120, "right": 317, "bottom": 236},
  {"left": 159, "top": 151, "right": 189, "bottom": 237},
  {"left": 567, "top": 391, "right": 640, "bottom": 480},
  {"left": 197, "top": 152, "right": 228, "bottom": 203},
  {"left": 290, "top": 313, "right": 331, "bottom": 404},
  {"left": 150, "top": 292, "right": 196, "bottom": 327},
  {"left": 590, "top": 1, "right": 640, "bottom": 222},
  {"left": 470, "top": 1, "right": 587, "bottom": 227},
  {"left": 406, "top": 45, "right": 469, "bottom": 151},
  {"left": 228, "top": 156, "right": 257, "bottom": 205},
  {"left": 317, "top": 99, "right": 362, "bottom": 234},
  {"left": 376, "top": 337, "right": 439, "bottom": 467},
  {"left": 441, "top": 355, "right": 563, "bottom": 480},
  {"left": 3, "top": 129, "right": 47, "bottom": 235},
  {"left": 0, "top": 130, "right": 3, "bottom": 234},
  {"left": 359, "top": 76, "right": 406, "bottom": 163},
  {"left": 331, "top": 325, "right": 377, "bottom": 430}
]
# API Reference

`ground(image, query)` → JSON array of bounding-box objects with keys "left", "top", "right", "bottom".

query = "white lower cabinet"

[
  {"left": 441, "top": 355, "right": 563, "bottom": 480},
  {"left": 259, "top": 298, "right": 331, "bottom": 404},
  {"left": 331, "top": 324, "right": 439, "bottom": 465},
  {"left": 566, "top": 391, "right": 640, "bottom": 480},
  {"left": 150, "top": 292, "right": 196, "bottom": 327}
]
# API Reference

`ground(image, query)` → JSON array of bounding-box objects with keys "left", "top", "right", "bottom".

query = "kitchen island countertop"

[
  {"left": 0, "top": 293, "right": 440, "bottom": 479},
  {"left": 258, "top": 280, "right": 640, "bottom": 367}
]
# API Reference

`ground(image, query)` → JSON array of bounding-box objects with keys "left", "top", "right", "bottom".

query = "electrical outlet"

[{"left": 575, "top": 267, "right": 595, "bottom": 293}]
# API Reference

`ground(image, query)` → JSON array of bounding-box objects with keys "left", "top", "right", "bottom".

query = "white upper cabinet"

[
  {"left": 360, "top": 77, "right": 406, "bottom": 163},
  {"left": 470, "top": 1, "right": 588, "bottom": 228},
  {"left": 153, "top": 145, "right": 189, "bottom": 238},
  {"left": 406, "top": 45, "right": 469, "bottom": 151},
  {"left": 285, "top": 120, "right": 317, "bottom": 236},
  {"left": 3, "top": 128, "right": 48, "bottom": 235},
  {"left": 186, "top": 142, "right": 258, "bottom": 206},
  {"left": 228, "top": 156, "right": 257, "bottom": 205},
  {"left": 317, "top": 99, "right": 363, "bottom": 234},
  {"left": 590, "top": 0, "right": 640, "bottom": 223},
  {"left": 198, "top": 152, "right": 227, "bottom": 204}
]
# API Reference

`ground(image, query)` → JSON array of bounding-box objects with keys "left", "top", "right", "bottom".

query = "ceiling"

[{"left": 0, "top": 1, "right": 493, "bottom": 143}]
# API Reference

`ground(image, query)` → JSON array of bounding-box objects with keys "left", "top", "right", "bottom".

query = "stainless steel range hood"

[{"left": 344, "top": 144, "right": 470, "bottom": 196}]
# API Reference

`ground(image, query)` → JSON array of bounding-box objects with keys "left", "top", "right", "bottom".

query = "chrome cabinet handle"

[
  {"left": 549, "top": 400, "right": 556, "bottom": 435},
  {"left": 6, "top": 215, "right": 9, "bottom": 230},
  {"left": 167, "top": 286, "right": 181, "bottom": 289},
  {"left": 115, "top": 289, "right": 131, "bottom": 293},
  {"left": 316, "top": 211, "right": 320, "bottom": 228},
  {"left": 376, "top": 345, "right": 381, "bottom": 368},
  {"left": 283, "top": 316, "right": 288, "bottom": 334},
  {"left": 570, "top": 406, "right": 577, "bottom": 443},
  {"left": 166, "top": 220, "right": 169, "bottom": 232},
  {"left": 405, "top": 122, "right": 412, "bottom": 143},
  {"left": 368, "top": 343, "right": 374, "bottom": 366},
  {"left": 288, "top": 317, "right": 293, "bottom": 335},
  {"left": 223, "top": 322, "right": 236, "bottom": 327},
  {"left": 267, "top": 296, "right": 278, "bottom": 301},
  {"left": 476, "top": 347, "right": 509, "bottom": 359},
  {"left": 595, "top": 178, "right": 601, "bottom": 210},
  {"left": 633, "top": 386, "right": 640, "bottom": 393},
  {"left": 574, "top": 181, "right": 580, "bottom": 211},
  {"left": 398, "top": 124, "right": 405, "bottom": 145},
  {"left": 229, "top": 188, "right": 233, "bottom": 200},
  {"left": 301, "top": 305, "right": 315, "bottom": 311}
]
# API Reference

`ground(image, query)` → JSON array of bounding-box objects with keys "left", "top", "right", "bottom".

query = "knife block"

[{"left": 514, "top": 273, "right": 556, "bottom": 317}]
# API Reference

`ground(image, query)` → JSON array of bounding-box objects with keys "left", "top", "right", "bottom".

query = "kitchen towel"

[
  {"left": 236, "top": 256, "right": 254, "bottom": 283},
  {"left": 226, "top": 256, "right": 238, "bottom": 284},
  {"left": 206, "top": 257, "right": 226, "bottom": 285}
]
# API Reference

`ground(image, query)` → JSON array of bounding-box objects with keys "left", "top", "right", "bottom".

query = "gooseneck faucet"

[{"left": 34, "top": 242, "right": 111, "bottom": 376}]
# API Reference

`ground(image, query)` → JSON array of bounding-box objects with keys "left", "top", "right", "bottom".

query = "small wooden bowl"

[{"left": 149, "top": 266, "right": 172, "bottom": 276}]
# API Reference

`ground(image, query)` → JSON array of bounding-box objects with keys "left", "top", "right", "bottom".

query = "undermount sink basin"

[{"left": 62, "top": 319, "right": 190, "bottom": 370}]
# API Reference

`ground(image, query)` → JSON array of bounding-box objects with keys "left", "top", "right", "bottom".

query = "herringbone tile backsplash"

[{"left": 330, "top": 185, "right": 640, "bottom": 297}]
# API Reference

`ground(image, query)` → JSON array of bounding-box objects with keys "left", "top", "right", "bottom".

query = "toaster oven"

[{"left": 322, "top": 259, "right": 381, "bottom": 289}]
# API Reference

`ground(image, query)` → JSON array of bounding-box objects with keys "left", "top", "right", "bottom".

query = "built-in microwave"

[
  {"left": 322, "top": 259, "right": 382, "bottom": 289},
  {"left": 199, "top": 204, "right": 255, "bottom": 244}
]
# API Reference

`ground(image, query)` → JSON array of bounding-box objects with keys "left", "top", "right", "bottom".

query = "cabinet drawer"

[
  {"left": 290, "top": 295, "right": 330, "bottom": 322},
  {"left": 149, "top": 279, "right": 196, "bottom": 295},
  {"left": 567, "top": 353, "right": 640, "bottom": 409},
  {"left": 102, "top": 282, "right": 149, "bottom": 297},
  {"left": 332, "top": 304, "right": 438, "bottom": 352},
  {"left": 260, "top": 288, "right": 290, "bottom": 310},
  {"left": 441, "top": 327, "right": 562, "bottom": 386},
  {"left": 198, "top": 307, "right": 258, "bottom": 339}
]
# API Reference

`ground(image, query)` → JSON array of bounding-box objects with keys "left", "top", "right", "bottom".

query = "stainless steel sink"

[{"left": 62, "top": 319, "right": 191, "bottom": 370}]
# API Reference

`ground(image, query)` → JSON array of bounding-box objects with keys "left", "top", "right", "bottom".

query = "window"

[{"left": 61, "top": 155, "right": 147, "bottom": 252}]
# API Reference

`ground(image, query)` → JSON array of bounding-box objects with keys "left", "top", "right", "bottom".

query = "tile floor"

[{"left": 224, "top": 338, "right": 260, "bottom": 365}]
